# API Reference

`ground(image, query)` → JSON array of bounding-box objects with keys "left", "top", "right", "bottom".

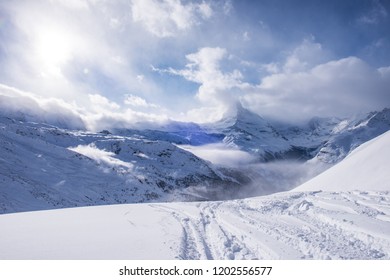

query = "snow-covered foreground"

[{"left": 0, "top": 190, "right": 389, "bottom": 260}]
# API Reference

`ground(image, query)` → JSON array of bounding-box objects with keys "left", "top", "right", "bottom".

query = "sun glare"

[{"left": 34, "top": 26, "right": 75, "bottom": 77}]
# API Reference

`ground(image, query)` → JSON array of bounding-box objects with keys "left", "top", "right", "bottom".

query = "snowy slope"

[
  {"left": 315, "top": 108, "right": 390, "bottom": 163},
  {"left": 295, "top": 130, "right": 390, "bottom": 192},
  {"left": 0, "top": 190, "right": 389, "bottom": 259},
  {"left": 0, "top": 116, "right": 244, "bottom": 213}
]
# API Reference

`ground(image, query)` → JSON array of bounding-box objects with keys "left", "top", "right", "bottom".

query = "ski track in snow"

[
  {"left": 0, "top": 191, "right": 389, "bottom": 259},
  {"left": 128, "top": 191, "right": 390, "bottom": 259}
]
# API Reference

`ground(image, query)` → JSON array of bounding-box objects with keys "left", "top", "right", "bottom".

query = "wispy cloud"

[
  {"left": 358, "top": 0, "right": 388, "bottom": 24},
  {"left": 130, "top": 0, "right": 213, "bottom": 37},
  {"left": 124, "top": 94, "right": 159, "bottom": 109}
]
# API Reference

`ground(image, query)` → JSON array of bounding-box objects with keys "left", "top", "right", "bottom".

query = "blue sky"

[{"left": 0, "top": 0, "right": 389, "bottom": 129}]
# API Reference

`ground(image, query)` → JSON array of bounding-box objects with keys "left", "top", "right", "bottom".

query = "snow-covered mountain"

[
  {"left": 0, "top": 115, "right": 247, "bottom": 214},
  {"left": 118, "top": 102, "right": 389, "bottom": 165},
  {"left": 206, "top": 103, "right": 292, "bottom": 161},
  {"left": 1, "top": 104, "right": 389, "bottom": 214},
  {"left": 295, "top": 130, "right": 390, "bottom": 191},
  {"left": 315, "top": 108, "right": 390, "bottom": 163},
  {"left": 209, "top": 104, "right": 390, "bottom": 164},
  {"left": 114, "top": 104, "right": 390, "bottom": 164},
  {"left": 114, "top": 121, "right": 224, "bottom": 146}
]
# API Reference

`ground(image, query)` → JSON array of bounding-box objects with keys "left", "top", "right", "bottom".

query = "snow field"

[{"left": 0, "top": 190, "right": 389, "bottom": 259}]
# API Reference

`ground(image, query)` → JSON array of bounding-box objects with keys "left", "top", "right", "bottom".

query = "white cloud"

[
  {"left": 181, "top": 105, "right": 228, "bottom": 124},
  {"left": 0, "top": 84, "right": 86, "bottom": 129},
  {"left": 242, "top": 56, "right": 390, "bottom": 123},
  {"left": 85, "top": 93, "right": 168, "bottom": 130},
  {"left": 163, "top": 47, "right": 251, "bottom": 122},
  {"left": 1, "top": 0, "right": 161, "bottom": 104},
  {"left": 124, "top": 94, "right": 159, "bottom": 108},
  {"left": 166, "top": 40, "right": 390, "bottom": 124},
  {"left": 136, "top": 75, "right": 144, "bottom": 82},
  {"left": 180, "top": 143, "right": 256, "bottom": 167},
  {"left": 130, "top": 0, "right": 212, "bottom": 37},
  {"left": 262, "top": 37, "right": 330, "bottom": 75},
  {"left": 282, "top": 37, "right": 329, "bottom": 73},
  {"left": 84, "top": 108, "right": 169, "bottom": 132},
  {"left": 69, "top": 144, "right": 134, "bottom": 169},
  {"left": 262, "top": 62, "right": 279, "bottom": 74},
  {"left": 49, "top": 0, "right": 89, "bottom": 10},
  {"left": 198, "top": 1, "right": 213, "bottom": 18},
  {"left": 178, "top": 47, "right": 229, "bottom": 85},
  {"left": 0, "top": 83, "right": 169, "bottom": 131},
  {"left": 1, "top": 1, "right": 389, "bottom": 127},
  {"left": 125, "top": 94, "right": 148, "bottom": 107},
  {"left": 89, "top": 94, "right": 121, "bottom": 111}
]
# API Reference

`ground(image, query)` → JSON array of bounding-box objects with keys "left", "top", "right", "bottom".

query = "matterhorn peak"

[{"left": 231, "top": 102, "right": 267, "bottom": 126}]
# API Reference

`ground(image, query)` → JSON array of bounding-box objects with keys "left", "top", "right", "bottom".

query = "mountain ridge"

[{"left": 1, "top": 105, "right": 390, "bottom": 214}]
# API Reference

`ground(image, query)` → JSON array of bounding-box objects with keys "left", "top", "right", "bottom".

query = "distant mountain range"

[
  {"left": 115, "top": 103, "right": 390, "bottom": 163},
  {"left": 1, "top": 104, "right": 389, "bottom": 213}
]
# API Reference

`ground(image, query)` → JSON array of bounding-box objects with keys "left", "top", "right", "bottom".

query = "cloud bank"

[
  {"left": 180, "top": 143, "right": 256, "bottom": 167},
  {"left": 0, "top": 84, "right": 85, "bottom": 130},
  {"left": 244, "top": 55, "right": 390, "bottom": 123},
  {"left": 0, "top": 84, "right": 168, "bottom": 131},
  {"left": 161, "top": 39, "right": 390, "bottom": 123},
  {"left": 0, "top": 1, "right": 389, "bottom": 126}
]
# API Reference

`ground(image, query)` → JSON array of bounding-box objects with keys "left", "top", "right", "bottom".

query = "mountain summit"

[{"left": 1, "top": 106, "right": 390, "bottom": 214}]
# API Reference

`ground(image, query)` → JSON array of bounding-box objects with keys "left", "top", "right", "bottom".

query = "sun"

[{"left": 33, "top": 25, "right": 75, "bottom": 77}]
